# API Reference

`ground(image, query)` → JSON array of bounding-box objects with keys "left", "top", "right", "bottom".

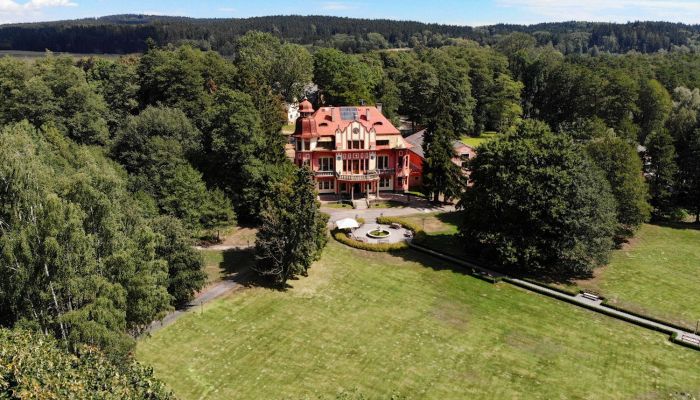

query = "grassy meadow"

[
  {"left": 137, "top": 242, "right": 700, "bottom": 399},
  {"left": 569, "top": 223, "right": 700, "bottom": 329},
  {"left": 460, "top": 131, "right": 498, "bottom": 148}
]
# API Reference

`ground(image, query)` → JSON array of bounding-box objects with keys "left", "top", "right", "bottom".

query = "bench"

[
  {"left": 390, "top": 223, "right": 402, "bottom": 229},
  {"left": 581, "top": 292, "right": 600, "bottom": 301},
  {"left": 681, "top": 334, "right": 700, "bottom": 346}
]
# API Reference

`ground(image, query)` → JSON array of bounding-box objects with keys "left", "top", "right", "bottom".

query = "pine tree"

[
  {"left": 645, "top": 129, "right": 678, "bottom": 218},
  {"left": 422, "top": 117, "right": 465, "bottom": 203},
  {"left": 253, "top": 166, "right": 328, "bottom": 286}
]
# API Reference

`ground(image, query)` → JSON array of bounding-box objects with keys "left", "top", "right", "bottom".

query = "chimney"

[{"left": 376, "top": 103, "right": 383, "bottom": 114}]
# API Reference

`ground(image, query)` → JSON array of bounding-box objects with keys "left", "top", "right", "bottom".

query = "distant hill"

[{"left": 0, "top": 14, "right": 698, "bottom": 55}]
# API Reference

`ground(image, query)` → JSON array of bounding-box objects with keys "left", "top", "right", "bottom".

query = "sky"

[{"left": 1, "top": 0, "right": 700, "bottom": 25}]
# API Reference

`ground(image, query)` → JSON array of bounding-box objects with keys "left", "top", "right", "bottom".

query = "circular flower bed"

[{"left": 367, "top": 229, "right": 390, "bottom": 238}]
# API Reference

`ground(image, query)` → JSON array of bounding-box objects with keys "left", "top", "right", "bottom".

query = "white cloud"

[
  {"left": 0, "top": 0, "right": 77, "bottom": 23},
  {"left": 497, "top": 0, "right": 700, "bottom": 23}
]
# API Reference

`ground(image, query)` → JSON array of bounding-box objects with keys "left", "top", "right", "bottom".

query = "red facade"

[{"left": 292, "top": 102, "right": 411, "bottom": 198}]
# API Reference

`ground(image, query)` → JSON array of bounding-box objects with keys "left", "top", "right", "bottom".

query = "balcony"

[
  {"left": 376, "top": 168, "right": 395, "bottom": 175},
  {"left": 336, "top": 170, "right": 379, "bottom": 181},
  {"left": 314, "top": 170, "right": 335, "bottom": 177}
]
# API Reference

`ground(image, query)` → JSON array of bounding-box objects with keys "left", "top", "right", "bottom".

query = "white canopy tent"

[{"left": 335, "top": 218, "right": 360, "bottom": 230}]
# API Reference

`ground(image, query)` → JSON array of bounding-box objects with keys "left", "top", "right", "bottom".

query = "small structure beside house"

[
  {"left": 405, "top": 129, "right": 475, "bottom": 191},
  {"left": 286, "top": 102, "right": 300, "bottom": 124}
]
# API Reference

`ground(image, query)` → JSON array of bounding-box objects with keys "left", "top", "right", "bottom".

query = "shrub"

[
  {"left": 376, "top": 216, "right": 422, "bottom": 233},
  {"left": 356, "top": 217, "right": 366, "bottom": 225},
  {"left": 332, "top": 230, "right": 408, "bottom": 252}
]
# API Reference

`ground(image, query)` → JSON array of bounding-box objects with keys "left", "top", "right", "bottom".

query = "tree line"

[
  {"left": 1, "top": 26, "right": 700, "bottom": 392},
  {"left": 1, "top": 15, "right": 700, "bottom": 55},
  {"left": 0, "top": 31, "right": 328, "bottom": 394}
]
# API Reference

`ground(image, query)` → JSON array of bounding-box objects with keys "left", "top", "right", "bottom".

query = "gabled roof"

[
  {"left": 294, "top": 105, "right": 400, "bottom": 137},
  {"left": 405, "top": 129, "right": 474, "bottom": 160}
]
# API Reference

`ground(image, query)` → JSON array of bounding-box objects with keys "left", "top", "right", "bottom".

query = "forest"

[
  {"left": 1, "top": 15, "right": 699, "bottom": 55},
  {"left": 1, "top": 22, "right": 700, "bottom": 396}
]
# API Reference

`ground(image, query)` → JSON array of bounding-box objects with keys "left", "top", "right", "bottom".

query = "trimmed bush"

[
  {"left": 356, "top": 217, "right": 366, "bottom": 225},
  {"left": 332, "top": 230, "right": 408, "bottom": 252},
  {"left": 376, "top": 216, "right": 422, "bottom": 233}
]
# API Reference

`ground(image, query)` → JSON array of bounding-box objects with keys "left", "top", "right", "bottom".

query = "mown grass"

[
  {"left": 399, "top": 211, "right": 467, "bottom": 258},
  {"left": 568, "top": 223, "right": 700, "bottom": 329},
  {"left": 403, "top": 211, "right": 700, "bottom": 330},
  {"left": 137, "top": 242, "right": 700, "bottom": 399},
  {"left": 460, "top": 131, "right": 498, "bottom": 148}
]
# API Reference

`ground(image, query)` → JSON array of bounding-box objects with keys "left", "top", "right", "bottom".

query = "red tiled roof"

[{"left": 294, "top": 106, "right": 400, "bottom": 137}]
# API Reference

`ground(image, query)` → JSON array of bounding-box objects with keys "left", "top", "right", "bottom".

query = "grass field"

[
  {"left": 403, "top": 211, "right": 700, "bottom": 330},
  {"left": 137, "top": 242, "right": 700, "bottom": 399},
  {"left": 399, "top": 211, "right": 468, "bottom": 258},
  {"left": 568, "top": 223, "right": 700, "bottom": 329},
  {"left": 460, "top": 131, "right": 498, "bottom": 148}
]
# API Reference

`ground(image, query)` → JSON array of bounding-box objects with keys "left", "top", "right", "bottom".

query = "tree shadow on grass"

[
  {"left": 221, "top": 248, "right": 294, "bottom": 291},
  {"left": 652, "top": 220, "right": 700, "bottom": 231},
  {"left": 402, "top": 235, "right": 594, "bottom": 285},
  {"left": 434, "top": 211, "right": 464, "bottom": 228}
]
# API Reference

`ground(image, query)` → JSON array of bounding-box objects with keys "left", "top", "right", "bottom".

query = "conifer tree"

[
  {"left": 253, "top": 166, "right": 328, "bottom": 286},
  {"left": 645, "top": 129, "right": 678, "bottom": 218}
]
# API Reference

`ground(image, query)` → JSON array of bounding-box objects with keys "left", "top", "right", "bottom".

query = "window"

[
  {"left": 398, "top": 155, "right": 404, "bottom": 168},
  {"left": 317, "top": 141, "right": 334, "bottom": 150},
  {"left": 377, "top": 139, "right": 389, "bottom": 146},
  {"left": 296, "top": 139, "right": 302, "bottom": 151},
  {"left": 398, "top": 177, "right": 404, "bottom": 187},
  {"left": 346, "top": 140, "right": 364, "bottom": 149},
  {"left": 319, "top": 157, "right": 334, "bottom": 171},
  {"left": 319, "top": 180, "right": 334, "bottom": 190},
  {"left": 304, "top": 140, "right": 310, "bottom": 150},
  {"left": 379, "top": 177, "right": 391, "bottom": 188},
  {"left": 377, "top": 155, "right": 389, "bottom": 170}
]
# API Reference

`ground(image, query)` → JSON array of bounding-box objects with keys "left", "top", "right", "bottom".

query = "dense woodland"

[
  {"left": 1, "top": 19, "right": 700, "bottom": 394},
  {"left": 1, "top": 15, "right": 700, "bottom": 55}
]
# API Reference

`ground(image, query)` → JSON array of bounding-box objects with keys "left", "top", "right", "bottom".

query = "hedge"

[
  {"left": 332, "top": 230, "right": 408, "bottom": 252},
  {"left": 376, "top": 216, "right": 421, "bottom": 233}
]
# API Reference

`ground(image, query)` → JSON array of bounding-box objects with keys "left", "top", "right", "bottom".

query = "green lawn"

[
  {"left": 460, "top": 131, "right": 498, "bottom": 148},
  {"left": 322, "top": 202, "right": 353, "bottom": 209},
  {"left": 137, "top": 242, "right": 700, "bottom": 399},
  {"left": 399, "top": 211, "right": 467, "bottom": 258},
  {"left": 369, "top": 200, "right": 406, "bottom": 208},
  {"left": 569, "top": 223, "right": 700, "bottom": 329}
]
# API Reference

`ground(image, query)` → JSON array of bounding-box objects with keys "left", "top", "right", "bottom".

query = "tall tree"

[
  {"left": 422, "top": 117, "right": 465, "bottom": 203},
  {"left": 645, "top": 129, "right": 678, "bottom": 218},
  {"left": 253, "top": 167, "right": 328, "bottom": 286},
  {"left": 586, "top": 135, "right": 650, "bottom": 237},
  {"left": 0, "top": 328, "right": 172, "bottom": 398},
  {"left": 461, "top": 120, "right": 617, "bottom": 277},
  {"left": 637, "top": 79, "right": 672, "bottom": 143},
  {"left": 151, "top": 216, "right": 206, "bottom": 306}
]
